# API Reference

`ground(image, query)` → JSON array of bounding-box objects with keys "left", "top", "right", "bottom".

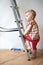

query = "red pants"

[{"left": 24, "top": 36, "right": 39, "bottom": 50}]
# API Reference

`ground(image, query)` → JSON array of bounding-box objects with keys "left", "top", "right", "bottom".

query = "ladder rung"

[
  {"left": 10, "top": 5, "right": 18, "bottom": 9},
  {"left": 14, "top": 20, "right": 23, "bottom": 22}
]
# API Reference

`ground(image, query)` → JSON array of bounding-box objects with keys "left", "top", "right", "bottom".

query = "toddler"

[{"left": 22, "top": 9, "right": 40, "bottom": 58}]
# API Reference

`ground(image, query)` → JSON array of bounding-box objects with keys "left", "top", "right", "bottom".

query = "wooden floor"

[{"left": 0, "top": 49, "right": 43, "bottom": 65}]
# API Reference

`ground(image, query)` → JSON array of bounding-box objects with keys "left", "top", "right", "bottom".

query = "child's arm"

[{"left": 22, "top": 24, "right": 32, "bottom": 36}]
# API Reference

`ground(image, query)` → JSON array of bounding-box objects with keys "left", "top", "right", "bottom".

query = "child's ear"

[{"left": 31, "top": 16, "right": 34, "bottom": 19}]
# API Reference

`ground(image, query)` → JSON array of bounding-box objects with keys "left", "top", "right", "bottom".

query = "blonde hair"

[{"left": 25, "top": 9, "right": 36, "bottom": 19}]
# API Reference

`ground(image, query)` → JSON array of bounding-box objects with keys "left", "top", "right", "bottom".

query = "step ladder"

[{"left": 10, "top": 0, "right": 31, "bottom": 61}]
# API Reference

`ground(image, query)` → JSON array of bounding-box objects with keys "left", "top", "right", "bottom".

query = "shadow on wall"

[{"left": 37, "top": 30, "right": 43, "bottom": 49}]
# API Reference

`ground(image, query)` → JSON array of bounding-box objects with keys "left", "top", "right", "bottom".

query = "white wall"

[
  {"left": 0, "top": 0, "right": 43, "bottom": 49},
  {"left": 0, "top": 0, "right": 23, "bottom": 49}
]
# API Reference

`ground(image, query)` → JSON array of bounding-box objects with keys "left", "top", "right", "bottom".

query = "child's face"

[{"left": 25, "top": 12, "right": 33, "bottom": 22}]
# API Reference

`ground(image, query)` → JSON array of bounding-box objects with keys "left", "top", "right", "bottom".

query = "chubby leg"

[
  {"left": 30, "top": 40, "right": 38, "bottom": 58},
  {"left": 30, "top": 49, "right": 37, "bottom": 59},
  {"left": 25, "top": 40, "right": 31, "bottom": 51}
]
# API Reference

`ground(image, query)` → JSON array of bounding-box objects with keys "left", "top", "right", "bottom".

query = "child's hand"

[{"left": 21, "top": 23, "right": 33, "bottom": 37}]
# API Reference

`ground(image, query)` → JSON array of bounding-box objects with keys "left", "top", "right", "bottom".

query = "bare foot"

[{"left": 30, "top": 50, "right": 37, "bottom": 59}]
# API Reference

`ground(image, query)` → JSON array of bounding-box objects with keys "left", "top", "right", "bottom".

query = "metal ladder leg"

[{"left": 10, "top": 0, "right": 31, "bottom": 60}]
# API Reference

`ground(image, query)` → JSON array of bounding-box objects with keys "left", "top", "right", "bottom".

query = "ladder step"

[
  {"left": 14, "top": 20, "right": 23, "bottom": 22},
  {"left": 10, "top": 5, "right": 18, "bottom": 9}
]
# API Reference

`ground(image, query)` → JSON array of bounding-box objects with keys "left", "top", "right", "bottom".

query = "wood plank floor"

[{"left": 0, "top": 49, "right": 43, "bottom": 65}]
